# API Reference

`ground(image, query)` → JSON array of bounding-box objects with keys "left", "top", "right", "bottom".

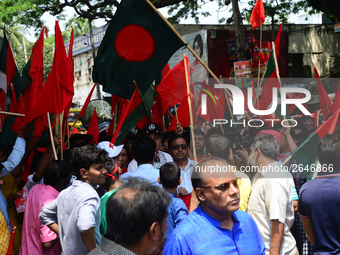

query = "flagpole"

[
  {"left": 133, "top": 81, "right": 153, "bottom": 122},
  {"left": 317, "top": 110, "right": 320, "bottom": 127},
  {"left": 66, "top": 117, "right": 70, "bottom": 149},
  {"left": 144, "top": 0, "right": 254, "bottom": 124},
  {"left": 47, "top": 113, "right": 58, "bottom": 160},
  {"left": 0, "top": 111, "right": 25, "bottom": 117},
  {"left": 183, "top": 54, "right": 197, "bottom": 165},
  {"left": 174, "top": 105, "right": 179, "bottom": 124},
  {"left": 60, "top": 112, "right": 64, "bottom": 161},
  {"left": 256, "top": 21, "right": 263, "bottom": 109},
  {"left": 113, "top": 101, "right": 118, "bottom": 135}
]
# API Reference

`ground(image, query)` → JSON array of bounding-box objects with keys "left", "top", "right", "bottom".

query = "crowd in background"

[{"left": 0, "top": 113, "right": 339, "bottom": 255}]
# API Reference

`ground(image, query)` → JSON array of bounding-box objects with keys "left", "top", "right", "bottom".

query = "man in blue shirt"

[
  {"left": 163, "top": 157, "right": 266, "bottom": 255},
  {"left": 121, "top": 136, "right": 160, "bottom": 186},
  {"left": 298, "top": 134, "right": 340, "bottom": 255}
]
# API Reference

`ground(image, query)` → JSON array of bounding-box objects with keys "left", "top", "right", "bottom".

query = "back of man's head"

[
  {"left": 105, "top": 177, "right": 171, "bottom": 245},
  {"left": 317, "top": 134, "right": 340, "bottom": 170},
  {"left": 43, "top": 160, "right": 72, "bottom": 188},
  {"left": 70, "top": 145, "right": 108, "bottom": 180},
  {"left": 159, "top": 162, "right": 181, "bottom": 189},
  {"left": 132, "top": 136, "right": 156, "bottom": 165},
  {"left": 206, "top": 135, "right": 231, "bottom": 161},
  {"left": 253, "top": 134, "right": 279, "bottom": 161}
]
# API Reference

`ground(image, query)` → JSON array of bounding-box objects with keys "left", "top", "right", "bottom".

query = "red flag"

[
  {"left": 68, "top": 28, "right": 75, "bottom": 84},
  {"left": 88, "top": 108, "right": 99, "bottom": 144},
  {"left": 161, "top": 63, "right": 170, "bottom": 79},
  {"left": 250, "top": 0, "right": 265, "bottom": 29},
  {"left": 274, "top": 23, "right": 282, "bottom": 60},
  {"left": 110, "top": 87, "right": 145, "bottom": 145},
  {"left": 314, "top": 67, "right": 333, "bottom": 120},
  {"left": 22, "top": 21, "right": 74, "bottom": 126},
  {"left": 79, "top": 83, "right": 97, "bottom": 118},
  {"left": 13, "top": 27, "right": 47, "bottom": 138},
  {"left": 332, "top": 82, "right": 340, "bottom": 113},
  {"left": 157, "top": 57, "right": 191, "bottom": 115},
  {"left": 64, "top": 27, "right": 75, "bottom": 124}
]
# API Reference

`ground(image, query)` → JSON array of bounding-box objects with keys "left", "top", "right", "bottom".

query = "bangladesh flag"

[
  {"left": 290, "top": 109, "right": 340, "bottom": 179},
  {"left": 93, "top": 0, "right": 186, "bottom": 100},
  {"left": 110, "top": 84, "right": 155, "bottom": 145}
]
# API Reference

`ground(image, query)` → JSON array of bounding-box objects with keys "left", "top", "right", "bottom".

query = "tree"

[{"left": 65, "top": 14, "right": 97, "bottom": 37}]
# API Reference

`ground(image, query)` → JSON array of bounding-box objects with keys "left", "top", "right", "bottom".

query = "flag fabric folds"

[
  {"left": 92, "top": 0, "right": 186, "bottom": 99},
  {"left": 110, "top": 87, "right": 147, "bottom": 145},
  {"left": 157, "top": 56, "right": 191, "bottom": 115},
  {"left": 250, "top": 0, "right": 265, "bottom": 29},
  {"left": 88, "top": 108, "right": 99, "bottom": 144},
  {"left": 22, "top": 21, "right": 74, "bottom": 127}
]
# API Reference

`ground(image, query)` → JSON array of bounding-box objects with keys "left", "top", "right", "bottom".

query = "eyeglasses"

[
  {"left": 172, "top": 144, "right": 188, "bottom": 150},
  {"left": 201, "top": 178, "right": 241, "bottom": 192}
]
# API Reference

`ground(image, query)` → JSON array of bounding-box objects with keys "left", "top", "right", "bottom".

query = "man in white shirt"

[
  {"left": 247, "top": 134, "right": 298, "bottom": 255},
  {"left": 128, "top": 123, "right": 172, "bottom": 172},
  {"left": 40, "top": 146, "right": 108, "bottom": 255}
]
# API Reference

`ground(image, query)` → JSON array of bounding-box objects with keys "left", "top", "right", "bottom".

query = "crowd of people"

[{"left": 0, "top": 114, "right": 339, "bottom": 255}]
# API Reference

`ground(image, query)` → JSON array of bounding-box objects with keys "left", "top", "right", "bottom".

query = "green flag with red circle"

[{"left": 92, "top": 0, "right": 186, "bottom": 100}]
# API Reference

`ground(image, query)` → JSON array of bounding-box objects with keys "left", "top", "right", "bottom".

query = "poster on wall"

[
  {"left": 168, "top": 30, "right": 209, "bottom": 107},
  {"left": 233, "top": 60, "right": 252, "bottom": 88},
  {"left": 251, "top": 39, "right": 272, "bottom": 78},
  {"left": 225, "top": 37, "right": 252, "bottom": 78}
]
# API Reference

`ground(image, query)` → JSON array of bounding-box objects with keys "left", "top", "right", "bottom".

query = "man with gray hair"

[{"left": 247, "top": 134, "right": 298, "bottom": 255}]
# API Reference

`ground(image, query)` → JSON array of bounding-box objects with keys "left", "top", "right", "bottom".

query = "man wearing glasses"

[
  {"left": 168, "top": 134, "right": 195, "bottom": 209},
  {"left": 163, "top": 157, "right": 265, "bottom": 255}
]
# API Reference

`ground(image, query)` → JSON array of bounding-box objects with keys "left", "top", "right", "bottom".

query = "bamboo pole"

[
  {"left": 66, "top": 118, "right": 70, "bottom": 149},
  {"left": 0, "top": 111, "right": 25, "bottom": 117},
  {"left": 316, "top": 110, "right": 320, "bottom": 127},
  {"left": 133, "top": 81, "right": 153, "bottom": 122},
  {"left": 174, "top": 105, "right": 179, "bottom": 123},
  {"left": 47, "top": 113, "right": 58, "bottom": 160},
  {"left": 144, "top": 0, "right": 255, "bottom": 124},
  {"left": 184, "top": 54, "right": 197, "bottom": 165},
  {"left": 60, "top": 112, "right": 64, "bottom": 161},
  {"left": 113, "top": 101, "right": 118, "bottom": 135}
]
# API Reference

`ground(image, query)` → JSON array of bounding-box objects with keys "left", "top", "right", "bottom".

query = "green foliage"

[
  {"left": 65, "top": 14, "right": 97, "bottom": 37},
  {"left": 242, "top": 0, "right": 318, "bottom": 26}
]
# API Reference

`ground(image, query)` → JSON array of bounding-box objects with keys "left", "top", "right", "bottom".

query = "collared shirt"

[
  {"left": 121, "top": 164, "right": 161, "bottom": 187},
  {"left": 166, "top": 193, "right": 188, "bottom": 239},
  {"left": 20, "top": 184, "right": 61, "bottom": 255},
  {"left": 87, "top": 237, "right": 137, "bottom": 255},
  {"left": 178, "top": 158, "right": 195, "bottom": 194},
  {"left": 247, "top": 161, "right": 296, "bottom": 255},
  {"left": 298, "top": 173, "right": 340, "bottom": 255},
  {"left": 127, "top": 151, "right": 173, "bottom": 172},
  {"left": 40, "top": 180, "right": 101, "bottom": 255},
  {"left": 100, "top": 189, "right": 118, "bottom": 235},
  {"left": 163, "top": 205, "right": 266, "bottom": 255}
]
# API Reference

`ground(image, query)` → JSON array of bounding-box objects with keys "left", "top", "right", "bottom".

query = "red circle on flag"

[{"left": 115, "top": 25, "right": 155, "bottom": 62}]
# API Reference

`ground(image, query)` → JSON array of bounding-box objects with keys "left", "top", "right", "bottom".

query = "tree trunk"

[
  {"left": 88, "top": 19, "right": 101, "bottom": 99},
  {"left": 231, "top": 0, "right": 245, "bottom": 61}
]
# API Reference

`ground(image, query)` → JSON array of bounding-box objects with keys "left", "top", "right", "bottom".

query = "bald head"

[{"left": 192, "top": 157, "right": 236, "bottom": 190}]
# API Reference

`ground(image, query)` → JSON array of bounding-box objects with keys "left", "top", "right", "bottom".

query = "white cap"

[{"left": 97, "top": 141, "right": 124, "bottom": 158}]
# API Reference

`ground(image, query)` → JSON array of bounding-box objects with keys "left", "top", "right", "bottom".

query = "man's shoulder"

[
  {"left": 169, "top": 208, "right": 205, "bottom": 236},
  {"left": 60, "top": 180, "right": 98, "bottom": 199}
]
